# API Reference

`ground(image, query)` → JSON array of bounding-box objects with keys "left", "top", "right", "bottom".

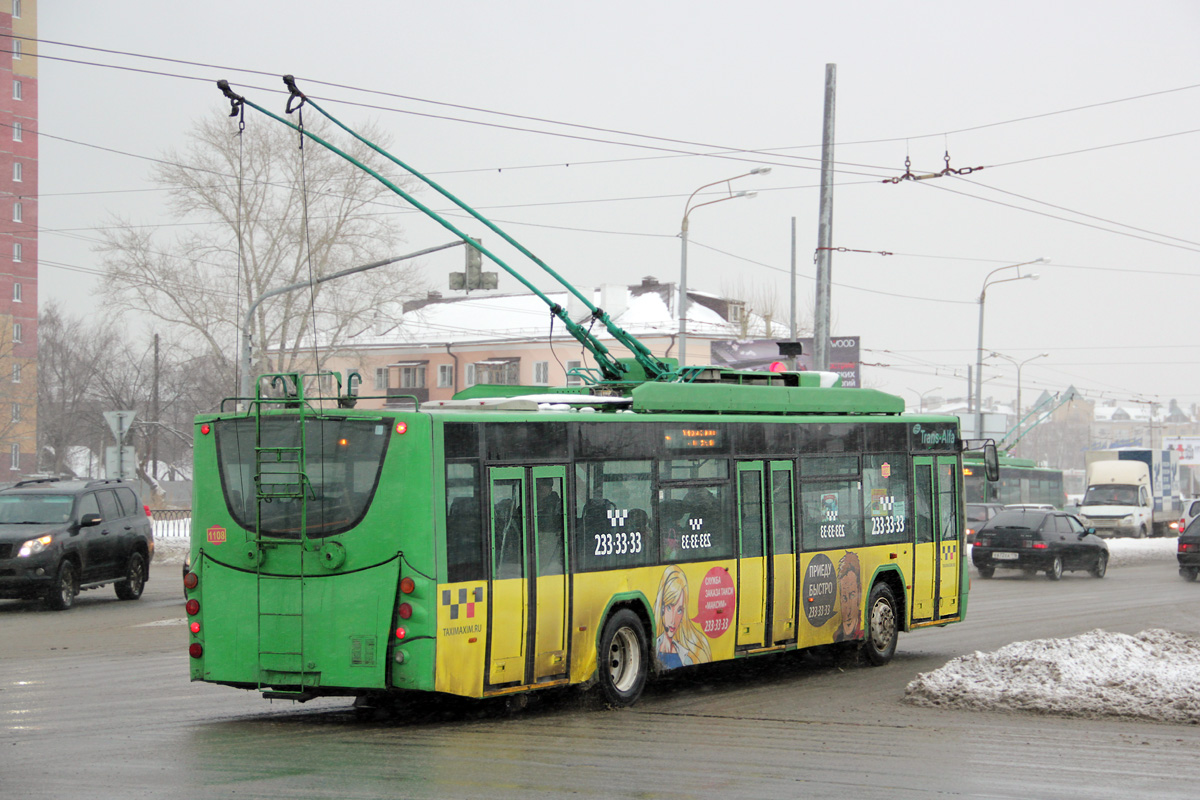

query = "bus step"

[{"left": 261, "top": 690, "right": 315, "bottom": 702}]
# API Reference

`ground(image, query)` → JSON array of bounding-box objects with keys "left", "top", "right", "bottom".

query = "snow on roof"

[
  {"left": 348, "top": 285, "right": 742, "bottom": 347},
  {"left": 1093, "top": 404, "right": 1153, "bottom": 422},
  {"left": 904, "top": 628, "right": 1200, "bottom": 724}
]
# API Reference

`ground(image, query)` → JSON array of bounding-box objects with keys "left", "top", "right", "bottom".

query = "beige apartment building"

[{"left": 320, "top": 276, "right": 756, "bottom": 408}]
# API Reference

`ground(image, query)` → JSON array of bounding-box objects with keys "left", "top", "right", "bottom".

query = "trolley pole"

[{"left": 813, "top": 64, "right": 837, "bottom": 372}]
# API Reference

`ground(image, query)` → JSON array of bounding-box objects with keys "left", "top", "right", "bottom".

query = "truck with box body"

[{"left": 1077, "top": 448, "right": 1181, "bottom": 538}]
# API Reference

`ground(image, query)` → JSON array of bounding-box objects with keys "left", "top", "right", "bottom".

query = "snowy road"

[{"left": 1, "top": 551, "right": 1196, "bottom": 799}]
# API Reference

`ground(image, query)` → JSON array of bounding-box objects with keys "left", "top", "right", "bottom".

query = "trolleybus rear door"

[
  {"left": 912, "top": 458, "right": 937, "bottom": 619},
  {"left": 735, "top": 461, "right": 767, "bottom": 649},
  {"left": 487, "top": 468, "right": 528, "bottom": 685},
  {"left": 768, "top": 461, "right": 797, "bottom": 644},
  {"left": 935, "top": 457, "right": 961, "bottom": 617},
  {"left": 912, "top": 457, "right": 961, "bottom": 621},
  {"left": 530, "top": 466, "right": 569, "bottom": 682}
]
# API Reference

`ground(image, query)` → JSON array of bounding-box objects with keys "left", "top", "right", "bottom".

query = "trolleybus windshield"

[{"left": 214, "top": 416, "right": 389, "bottom": 538}]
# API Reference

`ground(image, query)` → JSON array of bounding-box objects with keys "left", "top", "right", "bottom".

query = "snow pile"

[
  {"left": 905, "top": 629, "right": 1200, "bottom": 724},
  {"left": 153, "top": 539, "right": 190, "bottom": 565},
  {"left": 1104, "top": 536, "right": 1179, "bottom": 567}
]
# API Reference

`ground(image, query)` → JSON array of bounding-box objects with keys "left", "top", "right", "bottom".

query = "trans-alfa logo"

[{"left": 912, "top": 423, "right": 955, "bottom": 446}]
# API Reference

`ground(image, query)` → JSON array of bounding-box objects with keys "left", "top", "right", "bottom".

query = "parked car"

[
  {"left": 1170, "top": 497, "right": 1200, "bottom": 536},
  {"left": 1178, "top": 515, "right": 1200, "bottom": 582},
  {"left": 971, "top": 508, "right": 1108, "bottom": 581},
  {"left": 0, "top": 478, "right": 154, "bottom": 610},
  {"left": 965, "top": 502, "right": 1006, "bottom": 544}
]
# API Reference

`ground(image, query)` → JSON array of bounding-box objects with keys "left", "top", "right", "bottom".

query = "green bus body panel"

[
  {"left": 629, "top": 382, "right": 905, "bottom": 415},
  {"left": 191, "top": 552, "right": 402, "bottom": 689},
  {"left": 188, "top": 411, "right": 439, "bottom": 693},
  {"left": 452, "top": 378, "right": 905, "bottom": 416}
]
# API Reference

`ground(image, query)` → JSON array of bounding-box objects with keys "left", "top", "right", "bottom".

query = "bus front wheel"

[
  {"left": 861, "top": 582, "right": 898, "bottom": 666},
  {"left": 597, "top": 609, "right": 648, "bottom": 708}
]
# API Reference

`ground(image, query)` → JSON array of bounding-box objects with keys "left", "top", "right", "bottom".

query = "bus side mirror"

[{"left": 983, "top": 442, "right": 1000, "bottom": 482}]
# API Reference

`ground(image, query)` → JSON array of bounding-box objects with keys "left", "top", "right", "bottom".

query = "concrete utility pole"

[
  {"left": 789, "top": 216, "right": 798, "bottom": 368},
  {"left": 813, "top": 63, "right": 837, "bottom": 371}
]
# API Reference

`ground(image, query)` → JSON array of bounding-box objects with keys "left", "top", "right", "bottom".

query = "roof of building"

[{"left": 345, "top": 277, "right": 750, "bottom": 348}]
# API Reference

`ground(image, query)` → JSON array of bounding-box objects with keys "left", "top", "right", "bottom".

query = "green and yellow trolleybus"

[
  {"left": 187, "top": 372, "right": 984, "bottom": 706},
  {"left": 185, "top": 77, "right": 996, "bottom": 707}
]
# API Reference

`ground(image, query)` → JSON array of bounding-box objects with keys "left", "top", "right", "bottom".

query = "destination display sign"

[{"left": 663, "top": 427, "right": 722, "bottom": 450}]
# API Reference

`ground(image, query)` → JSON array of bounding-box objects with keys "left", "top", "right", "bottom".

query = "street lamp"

[
  {"left": 908, "top": 386, "right": 942, "bottom": 413},
  {"left": 989, "top": 351, "right": 1049, "bottom": 450},
  {"left": 679, "top": 167, "right": 771, "bottom": 369},
  {"left": 974, "top": 257, "right": 1048, "bottom": 438}
]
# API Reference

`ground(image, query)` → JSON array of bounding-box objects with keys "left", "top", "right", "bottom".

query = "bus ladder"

[{"left": 251, "top": 374, "right": 314, "bottom": 696}]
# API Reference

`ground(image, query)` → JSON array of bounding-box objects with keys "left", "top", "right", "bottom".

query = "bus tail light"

[
  {"left": 398, "top": 603, "right": 412, "bottom": 620},
  {"left": 400, "top": 576, "right": 415, "bottom": 594},
  {"left": 395, "top": 627, "right": 407, "bottom": 640},
  {"left": 190, "top": 621, "right": 201, "bottom": 634},
  {"left": 184, "top": 572, "right": 199, "bottom": 590},
  {"left": 189, "top": 643, "right": 203, "bottom": 658},
  {"left": 186, "top": 599, "right": 200, "bottom": 615}
]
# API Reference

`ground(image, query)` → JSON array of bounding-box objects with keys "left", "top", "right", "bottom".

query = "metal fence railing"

[{"left": 152, "top": 509, "right": 191, "bottom": 541}]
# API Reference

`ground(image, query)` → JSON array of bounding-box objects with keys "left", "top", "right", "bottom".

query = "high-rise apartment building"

[{"left": 2, "top": 0, "right": 36, "bottom": 474}]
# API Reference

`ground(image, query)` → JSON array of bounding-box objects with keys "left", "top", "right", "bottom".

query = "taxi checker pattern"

[{"left": 442, "top": 586, "right": 484, "bottom": 620}]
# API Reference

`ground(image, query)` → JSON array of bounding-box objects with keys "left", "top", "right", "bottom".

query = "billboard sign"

[{"left": 710, "top": 337, "right": 861, "bottom": 388}]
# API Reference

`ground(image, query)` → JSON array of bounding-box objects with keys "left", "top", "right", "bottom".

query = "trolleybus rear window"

[{"left": 214, "top": 417, "right": 389, "bottom": 538}]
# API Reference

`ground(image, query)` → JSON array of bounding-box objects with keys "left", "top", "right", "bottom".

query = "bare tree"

[
  {"left": 36, "top": 304, "right": 119, "bottom": 476},
  {"left": 720, "top": 277, "right": 805, "bottom": 339},
  {"left": 97, "top": 111, "right": 427, "bottom": 395}
]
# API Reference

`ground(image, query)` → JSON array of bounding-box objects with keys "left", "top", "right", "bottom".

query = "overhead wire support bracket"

[
  {"left": 232, "top": 75, "right": 673, "bottom": 384},
  {"left": 883, "top": 152, "right": 985, "bottom": 184}
]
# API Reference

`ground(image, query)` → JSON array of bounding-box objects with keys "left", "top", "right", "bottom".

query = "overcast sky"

[{"left": 32, "top": 1, "right": 1200, "bottom": 413}]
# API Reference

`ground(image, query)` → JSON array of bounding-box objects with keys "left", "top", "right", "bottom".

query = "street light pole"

[
  {"left": 974, "top": 257, "right": 1048, "bottom": 439},
  {"left": 239, "top": 241, "right": 464, "bottom": 400},
  {"left": 908, "top": 386, "right": 942, "bottom": 413},
  {"left": 678, "top": 167, "right": 771, "bottom": 369},
  {"left": 989, "top": 351, "right": 1049, "bottom": 452}
]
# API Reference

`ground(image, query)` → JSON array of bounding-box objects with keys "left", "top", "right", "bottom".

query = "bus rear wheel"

[
  {"left": 597, "top": 609, "right": 648, "bottom": 708},
  {"left": 861, "top": 582, "right": 898, "bottom": 666}
]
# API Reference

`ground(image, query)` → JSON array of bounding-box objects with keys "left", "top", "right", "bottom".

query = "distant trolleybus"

[
  {"left": 964, "top": 455, "right": 1064, "bottom": 508},
  {"left": 185, "top": 371, "right": 987, "bottom": 707}
]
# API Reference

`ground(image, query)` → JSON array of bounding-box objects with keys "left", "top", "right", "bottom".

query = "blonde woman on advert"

[{"left": 653, "top": 565, "right": 712, "bottom": 669}]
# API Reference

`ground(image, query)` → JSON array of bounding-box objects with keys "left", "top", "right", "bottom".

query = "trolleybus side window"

[
  {"left": 770, "top": 469, "right": 795, "bottom": 555},
  {"left": 799, "top": 456, "right": 863, "bottom": 551},
  {"left": 574, "top": 460, "right": 654, "bottom": 571},
  {"left": 659, "top": 456, "right": 733, "bottom": 563},
  {"left": 659, "top": 483, "right": 732, "bottom": 562},
  {"left": 738, "top": 470, "right": 764, "bottom": 558},
  {"left": 446, "top": 462, "right": 486, "bottom": 582},
  {"left": 863, "top": 454, "right": 909, "bottom": 544},
  {"left": 938, "top": 462, "right": 958, "bottom": 542},
  {"left": 492, "top": 478, "right": 525, "bottom": 579},
  {"left": 913, "top": 464, "right": 934, "bottom": 544}
]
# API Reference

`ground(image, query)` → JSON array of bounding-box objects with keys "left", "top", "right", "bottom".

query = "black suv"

[
  {"left": 971, "top": 508, "right": 1108, "bottom": 580},
  {"left": 0, "top": 479, "right": 154, "bottom": 609}
]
